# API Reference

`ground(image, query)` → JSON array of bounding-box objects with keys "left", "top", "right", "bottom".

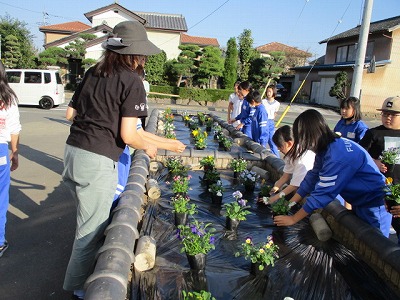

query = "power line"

[
  {"left": 0, "top": 1, "right": 74, "bottom": 21},
  {"left": 188, "top": 0, "right": 231, "bottom": 30},
  {"left": 157, "top": 0, "right": 231, "bottom": 47}
]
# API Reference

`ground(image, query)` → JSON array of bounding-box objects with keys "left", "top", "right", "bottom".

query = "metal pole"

[{"left": 350, "top": 0, "right": 374, "bottom": 99}]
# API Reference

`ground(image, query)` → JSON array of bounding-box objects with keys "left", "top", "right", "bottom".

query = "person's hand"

[
  {"left": 374, "top": 159, "right": 387, "bottom": 173},
  {"left": 235, "top": 124, "right": 244, "bottom": 130},
  {"left": 270, "top": 186, "right": 279, "bottom": 195},
  {"left": 144, "top": 144, "right": 157, "bottom": 159},
  {"left": 274, "top": 215, "right": 297, "bottom": 226},
  {"left": 228, "top": 118, "right": 236, "bottom": 124},
  {"left": 10, "top": 152, "right": 19, "bottom": 171},
  {"left": 171, "top": 140, "right": 186, "bottom": 153},
  {"left": 390, "top": 205, "right": 400, "bottom": 218},
  {"left": 268, "top": 194, "right": 280, "bottom": 204}
]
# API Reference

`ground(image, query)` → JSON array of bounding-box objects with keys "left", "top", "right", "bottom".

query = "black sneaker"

[{"left": 0, "top": 241, "right": 8, "bottom": 257}]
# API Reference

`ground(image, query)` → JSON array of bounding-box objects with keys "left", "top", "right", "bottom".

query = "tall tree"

[
  {"left": 222, "top": 37, "right": 238, "bottom": 89},
  {"left": 238, "top": 29, "right": 254, "bottom": 81},
  {"left": 196, "top": 46, "right": 224, "bottom": 88},
  {"left": 248, "top": 51, "right": 285, "bottom": 90},
  {"left": 172, "top": 44, "right": 201, "bottom": 87},
  {"left": 145, "top": 51, "right": 167, "bottom": 85},
  {"left": 0, "top": 14, "right": 36, "bottom": 68},
  {"left": 3, "top": 35, "right": 21, "bottom": 68}
]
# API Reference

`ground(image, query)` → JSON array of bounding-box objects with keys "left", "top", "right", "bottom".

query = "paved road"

[{"left": 0, "top": 98, "right": 382, "bottom": 299}]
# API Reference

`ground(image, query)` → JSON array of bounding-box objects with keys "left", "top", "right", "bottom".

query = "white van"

[{"left": 6, "top": 68, "right": 65, "bottom": 109}]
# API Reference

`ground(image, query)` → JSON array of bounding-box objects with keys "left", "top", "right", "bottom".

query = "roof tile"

[
  {"left": 256, "top": 42, "right": 311, "bottom": 57},
  {"left": 320, "top": 15, "right": 400, "bottom": 43},
  {"left": 180, "top": 33, "right": 219, "bottom": 47},
  {"left": 39, "top": 21, "right": 91, "bottom": 33}
]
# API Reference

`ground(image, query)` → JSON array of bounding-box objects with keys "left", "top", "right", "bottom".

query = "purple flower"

[
  {"left": 238, "top": 199, "right": 247, "bottom": 207},
  {"left": 190, "top": 224, "right": 197, "bottom": 234},
  {"left": 176, "top": 229, "right": 182, "bottom": 240},
  {"left": 209, "top": 236, "right": 215, "bottom": 244}
]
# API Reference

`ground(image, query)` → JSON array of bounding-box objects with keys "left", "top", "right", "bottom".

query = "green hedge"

[{"left": 150, "top": 85, "right": 232, "bottom": 103}]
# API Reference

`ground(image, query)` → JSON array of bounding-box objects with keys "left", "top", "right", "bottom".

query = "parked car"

[
  {"left": 276, "top": 83, "right": 289, "bottom": 101},
  {"left": 6, "top": 68, "right": 65, "bottom": 109}
]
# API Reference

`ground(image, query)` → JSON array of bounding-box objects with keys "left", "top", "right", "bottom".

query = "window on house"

[
  {"left": 336, "top": 42, "right": 374, "bottom": 63},
  {"left": 336, "top": 46, "right": 348, "bottom": 62},
  {"left": 365, "top": 41, "right": 374, "bottom": 61}
]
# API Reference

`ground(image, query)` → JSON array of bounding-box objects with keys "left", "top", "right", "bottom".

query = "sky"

[{"left": 1, "top": 0, "right": 400, "bottom": 59}]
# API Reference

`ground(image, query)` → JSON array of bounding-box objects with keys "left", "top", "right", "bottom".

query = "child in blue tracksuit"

[
  {"left": 229, "top": 81, "right": 255, "bottom": 139},
  {"left": 334, "top": 97, "right": 368, "bottom": 143},
  {"left": 261, "top": 85, "right": 280, "bottom": 156},
  {"left": 274, "top": 109, "right": 391, "bottom": 237},
  {"left": 247, "top": 90, "right": 268, "bottom": 147}
]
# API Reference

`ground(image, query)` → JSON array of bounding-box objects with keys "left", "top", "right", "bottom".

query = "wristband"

[{"left": 279, "top": 191, "right": 286, "bottom": 198}]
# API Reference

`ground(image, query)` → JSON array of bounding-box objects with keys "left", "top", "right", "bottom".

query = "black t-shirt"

[
  {"left": 359, "top": 125, "right": 400, "bottom": 183},
  {"left": 66, "top": 67, "right": 147, "bottom": 161}
]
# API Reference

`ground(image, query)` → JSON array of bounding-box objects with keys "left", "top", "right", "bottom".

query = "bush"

[{"left": 149, "top": 85, "right": 232, "bottom": 103}]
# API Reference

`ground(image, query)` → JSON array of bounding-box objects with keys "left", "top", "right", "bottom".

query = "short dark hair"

[
  {"left": 267, "top": 85, "right": 277, "bottom": 98},
  {"left": 246, "top": 90, "right": 262, "bottom": 104},
  {"left": 340, "top": 97, "right": 362, "bottom": 121},
  {"left": 272, "top": 125, "right": 293, "bottom": 148},
  {"left": 238, "top": 81, "right": 253, "bottom": 92}
]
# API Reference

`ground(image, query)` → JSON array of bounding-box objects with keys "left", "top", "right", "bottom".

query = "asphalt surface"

[{"left": 0, "top": 96, "right": 384, "bottom": 299}]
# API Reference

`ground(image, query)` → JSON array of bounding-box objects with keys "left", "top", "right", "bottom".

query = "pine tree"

[
  {"left": 3, "top": 35, "right": 21, "bottom": 68},
  {"left": 238, "top": 29, "right": 254, "bottom": 81},
  {"left": 196, "top": 46, "right": 224, "bottom": 88},
  {"left": 222, "top": 37, "right": 238, "bottom": 89}
]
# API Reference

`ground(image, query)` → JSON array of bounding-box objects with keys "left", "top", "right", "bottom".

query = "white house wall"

[
  {"left": 86, "top": 44, "right": 105, "bottom": 61},
  {"left": 147, "top": 31, "right": 181, "bottom": 60},
  {"left": 92, "top": 11, "right": 129, "bottom": 28},
  {"left": 87, "top": 13, "right": 181, "bottom": 60}
]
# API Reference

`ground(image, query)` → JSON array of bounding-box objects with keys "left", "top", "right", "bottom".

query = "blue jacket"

[
  {"left": 235, "top": 99, "right": 255, "bottom": 138},
  {"left": 251, "top": 104, "right": 268, "bottom": 147},
  {"left": 334, "top": 119, "right": 368, "bottom": 142},
  {"left": 297, "top": 138, "right": 386, "bottom": 213}
]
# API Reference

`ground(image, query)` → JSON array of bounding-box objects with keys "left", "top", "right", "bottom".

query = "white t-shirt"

[
  {"left": 283, "top": 150, "right": 315, "bottom": 187},
  {"left": 262, "top": 99, "right": 280, "bottom": 120},
  {"left": 229, "top": 93, "right": 242, "bottom": 127},
  {"left": 0, "top": 101, "right": 21, "bottom": 144}
]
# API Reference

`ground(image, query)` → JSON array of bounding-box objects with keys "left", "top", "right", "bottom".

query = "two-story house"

[
  {"left": 291, "top": 15, "right": 400, "bottom": 114},
  {"left": 40, "top": 3, "right": 188, "bottom": 61}
]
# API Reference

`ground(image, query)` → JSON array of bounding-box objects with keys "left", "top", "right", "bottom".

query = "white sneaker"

[{"left": 390, "top": 226, "right": 396, "bottom": 235}]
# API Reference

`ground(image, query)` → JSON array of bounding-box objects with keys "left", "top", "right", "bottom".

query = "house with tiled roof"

[
  {"left": 180, "top": 33, "right": 220, "bottom": 48},
  {"left": 39, "top": 21, "right": 91, "bottom": 44},
  {"left": 256, "top": 42, "right": 311, "bottom": 63},
  {"left": 291, "top": 15, "right": 400, "bottom": 114},
  {"left": 39, "top": 2, "right": 189, "bottom": 60}
]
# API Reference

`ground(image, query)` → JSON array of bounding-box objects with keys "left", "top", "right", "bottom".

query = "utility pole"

[{"left": 350, "top": 0, "right": 374, "bottom": 99}]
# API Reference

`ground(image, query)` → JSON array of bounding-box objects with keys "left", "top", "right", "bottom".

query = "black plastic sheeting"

[
  {"left": 131, "top": 168, "right": 399, "bottom": 300},
  {"left": 131, "top": 116, "right": 399, "bottom": 300}
]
